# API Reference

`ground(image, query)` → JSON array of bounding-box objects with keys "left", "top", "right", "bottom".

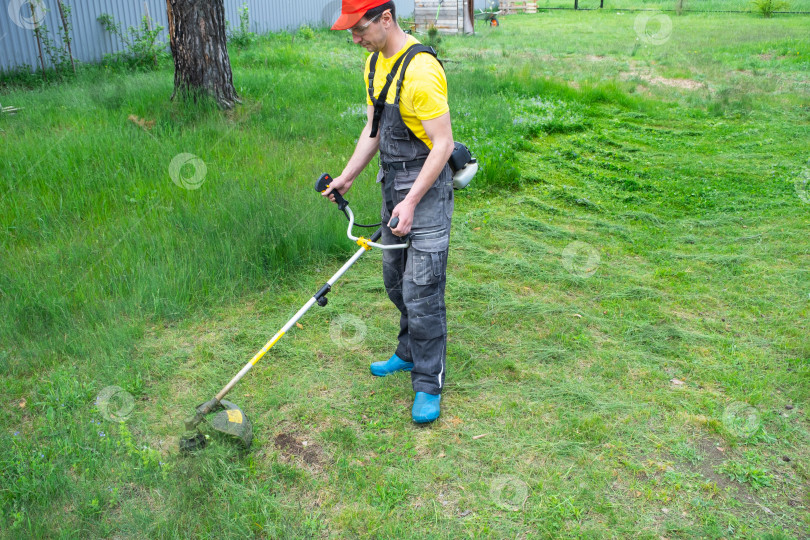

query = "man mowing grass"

[{"left": 323, "top": 0, "right": 455, "bottom": 423}]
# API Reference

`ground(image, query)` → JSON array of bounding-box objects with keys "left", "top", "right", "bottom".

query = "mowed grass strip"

[{"left": 1, "top": 10, "right": 809, "bottom": 539}]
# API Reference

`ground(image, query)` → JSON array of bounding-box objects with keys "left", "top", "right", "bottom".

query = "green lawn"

[{"left": 1, "top": 10, "right": 809, "bottom": 539}]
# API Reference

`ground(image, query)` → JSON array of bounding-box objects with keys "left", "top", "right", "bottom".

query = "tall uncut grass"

[{"left": 1, "top": 34, "right": 389, "bottom": 375}]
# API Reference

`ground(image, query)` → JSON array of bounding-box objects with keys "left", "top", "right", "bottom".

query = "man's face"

[{"left": 348, "top": 10, "right": 389, "bottom": 52}]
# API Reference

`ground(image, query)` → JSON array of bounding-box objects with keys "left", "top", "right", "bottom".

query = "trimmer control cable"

[{"left": 316, "top": 173, "right": 383, "bottom": 228}]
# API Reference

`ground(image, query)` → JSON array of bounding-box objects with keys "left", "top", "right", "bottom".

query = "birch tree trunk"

[
  {"left": 166, "top": 0, "right": 239, "bottom": 109},
  {"left": 463, "top": 0, "right": 474, "bottom": 35}
]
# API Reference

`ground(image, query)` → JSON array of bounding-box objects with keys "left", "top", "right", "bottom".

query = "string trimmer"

[{"left": 179, "top": 174, "right": 408, "bottom": 452}]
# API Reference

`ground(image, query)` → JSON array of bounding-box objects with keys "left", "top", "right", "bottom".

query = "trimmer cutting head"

[
  {"left": 180, "top": 398, "right": 253, "bottom": 452},
  {"left": 210, "top": 400, "right": 253, "bottom": 447}
]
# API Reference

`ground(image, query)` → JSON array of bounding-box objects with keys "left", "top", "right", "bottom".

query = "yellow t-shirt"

[{"left": 364, "top": 35, "right": 449, "bottom": 150}]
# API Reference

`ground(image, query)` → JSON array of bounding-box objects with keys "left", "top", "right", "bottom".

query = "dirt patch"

[
  {"left": 274, "top": 432, "right": 324, "bottom": 466},
  {"left": 758, "top": 53, "right": 773, "bottom": 61},
  {"left": 621, "top": 70, "right": 705, "bottom": 91},
  {"left": 734, "top": 69, "right": 755, "bottom": 77},
  {"left": 634, "top": 84, "right": 651, "bottom": 96},
  {"left": 585, "top": 54, "right": 608, "bottom": 62},
  {"left": 680, "top": 437, "right": 760, "bottom": 509},
  {"left": 454, "top": 49, "right": 555, "bottom": 63},
  {"left": 648, "top": 77, "right": 705, "bottom": 90}
]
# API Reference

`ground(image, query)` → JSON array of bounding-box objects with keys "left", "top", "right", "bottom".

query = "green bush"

[
  {"left": 297, "top": 25, "right": 316, "bottom": 40},
  {"left": 97, "top": 14, "right": 166, "bottom": 69},
  {"left": 750, "top": 0, "right": 790, "bottom": 16},
  {"left": 38, "top": 3, "right": 76, "bottom": 78},
  {"left": 425, "top": 26, "right": 443, "bottom": 55},
  {"left": 227, "top": 3, "right": 256, "bottom": 48}
]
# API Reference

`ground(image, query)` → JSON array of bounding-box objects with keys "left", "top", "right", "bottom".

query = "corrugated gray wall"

[{"left": 0, "top": 0, "right": 418, "bottom": 72}]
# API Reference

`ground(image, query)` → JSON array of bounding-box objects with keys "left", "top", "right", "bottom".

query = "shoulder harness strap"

[
  {"left": 367, "top": 44, "right": 444, "bottom": 138},
  {"left": 393, "top": 45, "right": 443, "bottom": 105},
  {"left": 367, "top": 51, "right": 379, "bottom": 104}
]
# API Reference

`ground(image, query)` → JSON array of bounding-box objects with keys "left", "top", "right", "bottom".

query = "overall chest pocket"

[
  {"left": 389, "top": 127, "right": 411, "bottom": 140},
  {"left": 383, "top": 125, "right": 420, "bottom": 162}
]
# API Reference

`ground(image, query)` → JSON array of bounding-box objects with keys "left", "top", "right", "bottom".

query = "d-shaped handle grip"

[{"left": 316, "top": 173, "right": 348, "bottom": 211}]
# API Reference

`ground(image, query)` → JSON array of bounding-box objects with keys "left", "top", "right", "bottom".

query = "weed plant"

[
  {"left": 97, "top": 14, "right": 167, "bottom": 69},
  {"left": 751, "top": 0, "right": 792, "bottom": 16},
  {"left": 227, "top": 3, "right": 257, "bottom": 48},
  {"left": 36, "top": 2, "right": 76, "bottom": 79}
]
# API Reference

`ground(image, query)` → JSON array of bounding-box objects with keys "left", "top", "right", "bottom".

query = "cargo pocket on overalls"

[
  {"left": 411, "top": 229, "right": 450, "bottom": 253},
  {"left": 444, "top": 178, "right": 454, "bottom": 221},
  {"left": 412, "top": 251, "right": 444, "bottom": 286},
  {"left": 407, "top": 245, "right": 447, "bottom": 340},
  {"left": 408, "top": 289, "right": 446, "bottom": 340},
  {"left": 393, "top": 168, "right": 419, "bottom": 193},
  {"left": 407, "top": 250, "right": 447, "bottom": 340}
]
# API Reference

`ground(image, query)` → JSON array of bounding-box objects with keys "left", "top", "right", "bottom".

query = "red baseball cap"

[{"left": 331, "top": 0, "right": 390, "bottom": 31}]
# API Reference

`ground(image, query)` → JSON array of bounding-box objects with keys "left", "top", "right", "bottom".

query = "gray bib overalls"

[{"left": 370, "top": 45, "right": 453, "bottom": 395}]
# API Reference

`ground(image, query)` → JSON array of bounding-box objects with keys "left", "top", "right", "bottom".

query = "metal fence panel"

[{"left": 0, "top": 0, "right": 417, "bottom": 73}]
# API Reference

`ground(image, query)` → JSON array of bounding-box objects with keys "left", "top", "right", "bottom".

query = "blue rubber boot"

[
  {"left": 370, "top": 354, "right": 414, "bottom": 377},
  {"left": 412, "top": 392, "right": 441, "bottom": 423}
]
